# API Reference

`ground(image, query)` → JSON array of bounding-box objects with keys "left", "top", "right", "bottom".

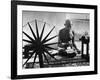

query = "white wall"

[{"left": 0, "top": 0, "right": 99, "bottom": 80}]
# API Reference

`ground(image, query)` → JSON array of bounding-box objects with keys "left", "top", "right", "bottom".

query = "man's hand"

[{"left": 61, "top": 43, "right": 66, "bottom": 46}]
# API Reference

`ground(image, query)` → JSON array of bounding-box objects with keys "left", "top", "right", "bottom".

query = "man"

[{"left": 58, "top": 19, "right": 78, "bottom": 51}]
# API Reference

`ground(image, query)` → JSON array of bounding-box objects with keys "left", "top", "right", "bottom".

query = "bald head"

[{"left": 64, "top": 19, "right": 72, "bottom": 30}]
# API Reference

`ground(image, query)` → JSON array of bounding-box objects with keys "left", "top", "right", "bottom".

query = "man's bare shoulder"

[{"left": 59, "top": 28, "right": 66, "bottom": 32}]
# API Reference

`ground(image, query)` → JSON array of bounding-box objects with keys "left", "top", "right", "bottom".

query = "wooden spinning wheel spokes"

[{"left": 23, "top": 19, "right": 58, "bottom": 68}]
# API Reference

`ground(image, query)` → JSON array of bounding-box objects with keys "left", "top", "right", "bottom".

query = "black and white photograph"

[
  {"left": 22, "top": 11, "right": 90, "bottom": 69},
  {"left": 11, "top": 1, "right": 97, "bottom": 79}
]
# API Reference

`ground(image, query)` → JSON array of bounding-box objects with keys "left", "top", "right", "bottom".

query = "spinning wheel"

[{"left": 23, "top": 19, "right": 58, "bottom": 68}]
